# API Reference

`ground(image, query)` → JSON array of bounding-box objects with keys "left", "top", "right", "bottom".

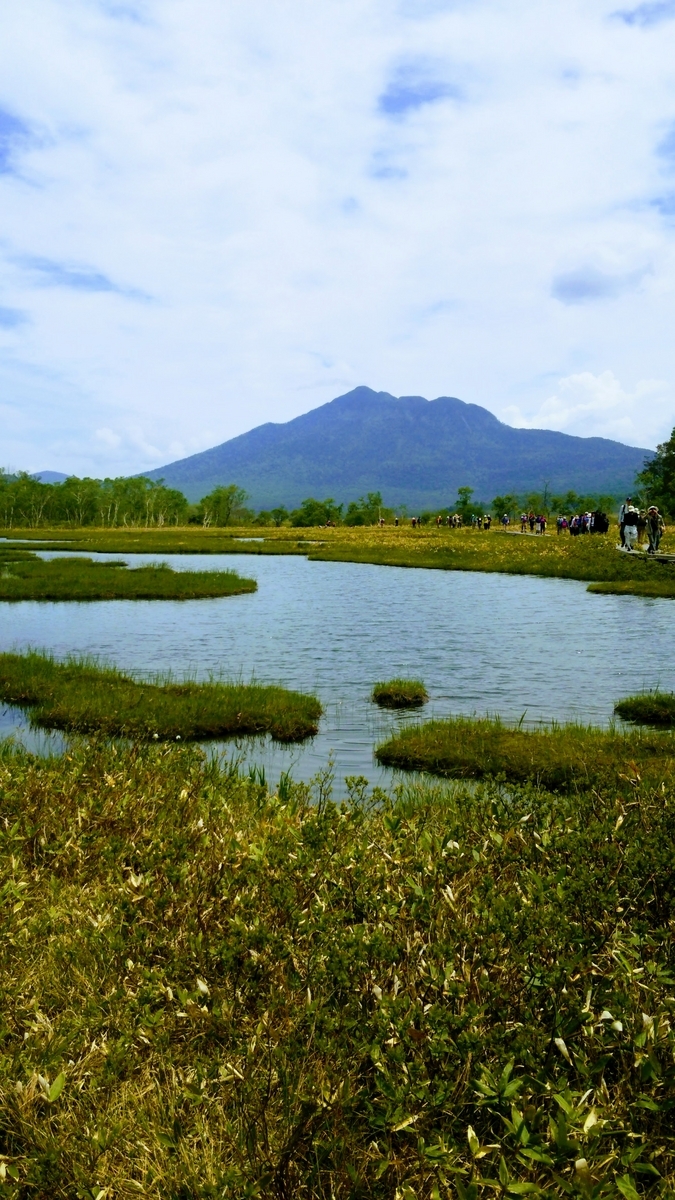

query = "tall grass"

[
  {"left": 0, "top": 556, "right": 256, "bottom": 601},
  {"left": 0, "top": 738, "right": 673, "bottom": 1196},
  {"left": 0, "top": 652, "right": 322, "bottom": 742},
  {"left": 375, "top": 713, "right": 675, "bottom": 789}
]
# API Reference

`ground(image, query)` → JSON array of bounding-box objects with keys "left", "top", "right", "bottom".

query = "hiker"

[
  {"left": 501, "top": 513, "right": 510, "bottom": 527},
  {"left": 591, "top": 510, "right": 609, "bottom": 534},
  {"left": 484, "top": 514, "right": 492, "bottom": 529},
  {"left": 618, "top": 497, "right": 631, "bottom": 547},
  {"left": 436, "top": 514, "right": 442, "bottom": 527},
  {"left": 395, "top": 516, "right": 399, "bottom": 526},
  {"left": 520, "top": 512, "right": 527, "bottom": 532},
  {"left": 540, "top": 515, "right": 547, "bottom": 534},
  {"left": 647, "top": 506, "right": 665, "bottom": 554},
  {"left": 636, "top": 509, "right": 647, "bottom": 546},
  {"left": 622, "top": 504, "right": 639, "bottom": 550}
]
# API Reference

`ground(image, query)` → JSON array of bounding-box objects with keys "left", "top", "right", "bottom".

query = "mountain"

[
  {"left": 34, "top": 471, "right": 69, "bottom": 483},
  {"left": 146, "top": 386, "right": 651, "bottom": 510}
]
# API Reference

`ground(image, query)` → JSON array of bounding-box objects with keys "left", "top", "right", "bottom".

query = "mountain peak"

[{"left": 145, "top": 387, "right": 650, "bottom": 508}]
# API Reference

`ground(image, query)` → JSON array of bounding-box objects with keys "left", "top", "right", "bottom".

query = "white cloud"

[
  {"left": 503, "top": 371, "right": 673, "bottom": 447},
  {"left": 0, "top": 0, "right": 674, "bottom": 473}
]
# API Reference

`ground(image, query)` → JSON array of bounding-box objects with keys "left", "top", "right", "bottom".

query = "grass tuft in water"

[
  {"left": 0, "top": 554, "right": 256, "bottom": 601},
  {"left": 614, "top": 691, "right": 675, "bottom": 726},
  {"left": 376, "top": 712, "right": 675, "bottom": 789},
  {"left": 0, "top": 652, "right": 322, "bottom": 742},
  {"left": 371, "top": 678, "right": 428, "bottom": 708}
]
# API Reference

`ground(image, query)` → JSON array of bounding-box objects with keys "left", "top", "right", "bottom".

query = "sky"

[{"left": 1, "top": 0, "right": 675, "bottom": 477}]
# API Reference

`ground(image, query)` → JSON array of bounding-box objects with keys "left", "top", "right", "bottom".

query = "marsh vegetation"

[
  {"left": 5, "top": 523, "right": 675, "bottom": 597},
  {"left": 0, "top": 653, "right": 322, "bottom": 742},
  {"left": 0, "top": 738, "right": 672, "bottom": 1196}
]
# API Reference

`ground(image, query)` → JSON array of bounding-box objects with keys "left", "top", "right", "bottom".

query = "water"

[{"left": 2, "top": 550, "right": 675, "bottom": 793}]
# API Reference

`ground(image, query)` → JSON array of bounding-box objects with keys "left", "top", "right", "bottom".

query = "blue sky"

[{"left": 1, "top": 0, "right": 675, "bottom": 475}]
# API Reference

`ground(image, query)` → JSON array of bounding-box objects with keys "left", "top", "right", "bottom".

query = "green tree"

[
  {"left": 636, "top": 433, "right": 675, "bottom": 515},
  {"left": 290, "top": 497, "right": 343, "bottom": 527},
  {"left": 196, "top": 484, "right": 250, "bottom": 527},
  {"left": 455, "top": 486, "right": 474, "bottom": 524},
  {"left": 344, "top": 492, "right": 387, "bottom": 526},
  {"left": 492, "top": 493, "right": 519, "bottom": 519}
]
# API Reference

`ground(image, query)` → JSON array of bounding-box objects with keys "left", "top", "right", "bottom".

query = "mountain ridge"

[{"left": 143, "top": 386, "right": 651, "bottom": 508}]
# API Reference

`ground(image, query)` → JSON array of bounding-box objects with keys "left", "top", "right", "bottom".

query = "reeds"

[
  {"left": 0, "top": 738, "right": 673, "bottom": 1195},
  {"left": 0, "top": 652, "right": 322, "bottom": 742}
]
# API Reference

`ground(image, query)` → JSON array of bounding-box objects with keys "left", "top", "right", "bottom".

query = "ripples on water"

[{"left": 1, "top": 551, "right": 674, "bottom": 794}]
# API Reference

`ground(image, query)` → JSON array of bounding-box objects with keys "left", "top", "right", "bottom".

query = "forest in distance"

[
  {"left": 0, "top": 471, "right": 643, "bottom": 531},
  {"left": 2, "top": 424, "right": 673, "bottom": 529}
]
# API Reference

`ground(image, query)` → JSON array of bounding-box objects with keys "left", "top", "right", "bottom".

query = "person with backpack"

[
  {"left": 646, "top": 506, "right": 665, "bottom": 554},
  {"left": 622, "top": 504, "right": 639, "bottom": 551},
  {"left": 618, "top": 497, "right": 631, "bottom": 547}
]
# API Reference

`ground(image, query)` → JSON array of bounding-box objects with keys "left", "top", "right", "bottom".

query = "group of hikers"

[
  {"left": 407, "top": 513, "right": 494, "bottom": 528},
  {"left": 382, "top": 502, "right": 667, "bottom": 552},
  {"left": 618, "top": 497, "right": 666, "bottom": 553},
  {"left": 555, "top": 511, "right": 610, "bottom": 535},
  {"left": 519, "top": 512, "right": 548, "bottom": 534}
]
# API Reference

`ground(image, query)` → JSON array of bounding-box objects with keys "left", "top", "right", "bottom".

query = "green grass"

[
  {"left": 0, "top": 554, "right": 256, "bottom": 601},
  {"left": 375, "top": 713, "right": 675, "bottom": 789},
  {"left": 0, "top": 652, "right": 322, "bottom": 742},
  {"left": 0, "top": 737, "right": 673, "bottom": 1196},
  {"left": 5, "top": 525, "right": 675, "bottom": 596},
  {"left": 614, "top": 692, "right": 675, "bottom": 726},
  {"left": 371, "top": 678, "right": 428, "bottom": 708}
]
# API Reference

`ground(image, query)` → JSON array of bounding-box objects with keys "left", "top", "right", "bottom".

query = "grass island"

[
  {"left": 0, "top": 652, "right": 322, "bottom": 742},
  {"left": 0, "top": 545, "right": 256, "bottom": 602},
  {"left": 376, "top": 712, "right": 675, "bottom": 790},
  {"left": 371, "top": 678, "right": 429, "bottom": 708}
]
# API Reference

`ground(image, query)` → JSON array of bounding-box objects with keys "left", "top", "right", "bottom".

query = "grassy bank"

[
  {"left": 0, "top": 553, "right": 256, "bottom": 602},
  {"left": 5, "top": 525, "right": 675, "bottom": 596},
  {"left": 0, "top": 738, "right": 672, "bottom": 1196},
  {"left": 0, "top": 653, "right": 322, "bottom": 742},
  {"left": 375, "top": 713, "right": 675, "bottom": 789},
  {"left": 372, "top": 678, "right": 429, "bottom": 708}
]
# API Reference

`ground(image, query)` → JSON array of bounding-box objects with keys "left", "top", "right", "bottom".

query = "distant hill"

[
  {"left": 146, "top": 386, "right": 651, "bottom": 510},
  {"left": 33, "top": 471, "right": 68, "bottom": 484}
]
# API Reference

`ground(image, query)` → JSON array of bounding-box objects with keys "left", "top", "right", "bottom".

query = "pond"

[{"left": 1, "top": 550, "right": 675, "bottom": 794}]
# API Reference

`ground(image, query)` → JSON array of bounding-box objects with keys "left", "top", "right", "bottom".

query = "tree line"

[
  {"left": 0, "top": 473, "right": 392, "bottom": 529},
  {"left": 5, "top": 433, "right": 673, "bottom": 529}
]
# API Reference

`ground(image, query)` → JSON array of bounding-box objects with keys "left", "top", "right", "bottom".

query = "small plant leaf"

[{"left": 47, "top": 1072, "right": 66, "bottom": 1103}]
